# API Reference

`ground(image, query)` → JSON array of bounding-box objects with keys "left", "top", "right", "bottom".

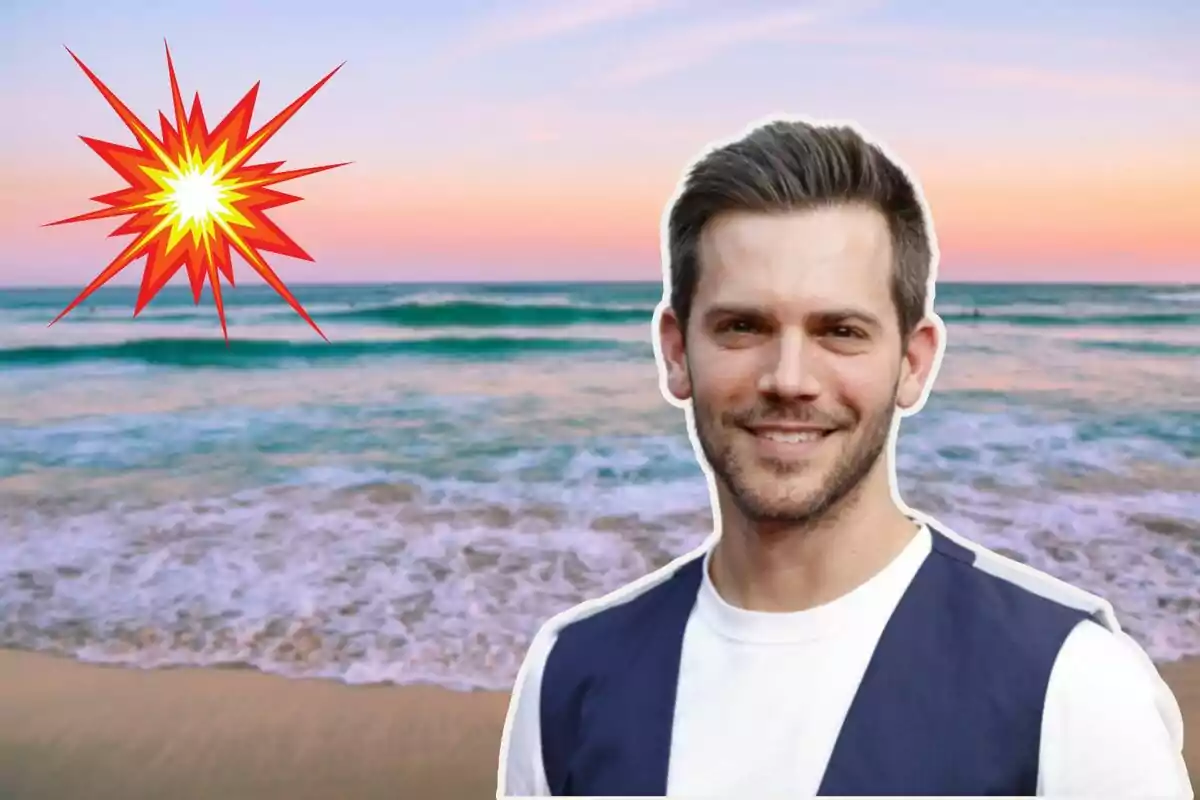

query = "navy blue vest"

[{"left": 538, "top": 529, "right": 1090, "bottom": 796}]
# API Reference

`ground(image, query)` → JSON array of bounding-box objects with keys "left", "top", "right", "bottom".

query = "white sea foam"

[{"left": 0, "top": 457, "right": 1196, "bottom": 690}]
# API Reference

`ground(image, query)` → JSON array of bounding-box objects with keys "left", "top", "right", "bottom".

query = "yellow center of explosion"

[
  {"left": 167, "top": 165, "right": 226, "bottom": 224},
  {"left": 148, "top": 150, "right": 248, "bottom": 251}
]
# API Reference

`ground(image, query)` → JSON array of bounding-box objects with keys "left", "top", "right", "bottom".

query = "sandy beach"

[
  {"left": 0, "top": 649, "right": 509, "bottom": 800},
  {"left": 0, "top": 649, "right": 1195, "bottom": 799}
]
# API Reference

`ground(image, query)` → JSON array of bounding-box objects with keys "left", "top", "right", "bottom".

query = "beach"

[
  {"left": 0, "top": 281, "right": 1196, "bottom": 796},
  {"left": 0, "top": 648, "right": 509, "bottom": 800},
  {"left": 0, "top": 648, "right": 1195, "bottom": 798}
]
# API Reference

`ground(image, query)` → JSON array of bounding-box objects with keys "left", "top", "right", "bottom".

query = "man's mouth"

[
  {"left": 741, "top": 424, "right": 839, "bottom": 457},
  {"left": 745, "top": 420, "right": 838, "bottom": 435},
  {"left": 755, "top": 428, "right": 832, "bottom": 443}
]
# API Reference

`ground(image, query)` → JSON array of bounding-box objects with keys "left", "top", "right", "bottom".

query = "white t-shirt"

[{"left": 500, "top": 526, "right": 1193, "bottom": 797}]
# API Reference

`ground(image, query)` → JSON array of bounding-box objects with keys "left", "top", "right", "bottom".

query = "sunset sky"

[{"left": 1, "top": 0, "right": 1197, "bottom": 286}]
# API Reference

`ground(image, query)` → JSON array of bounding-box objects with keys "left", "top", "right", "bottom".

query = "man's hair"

[{"left": 666, "top": 120, "right": 933, "bottom": 340}]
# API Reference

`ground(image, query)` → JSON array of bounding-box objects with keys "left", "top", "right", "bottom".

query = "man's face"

[{"left": 658, "top": 203, "right": 937, "bottom": 525}]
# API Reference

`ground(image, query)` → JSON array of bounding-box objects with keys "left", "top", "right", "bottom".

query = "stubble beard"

[{"left": 693, "top": 386, "right": 898, "bottom": 530}]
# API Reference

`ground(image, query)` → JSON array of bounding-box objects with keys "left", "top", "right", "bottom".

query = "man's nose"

[{"left": 758, "top": 328, "right": 821, "bottom": 398}]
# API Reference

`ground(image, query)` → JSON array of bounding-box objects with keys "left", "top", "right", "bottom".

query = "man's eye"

[
  {"left": 830, "top": 326, "right": 864, "bottom": 339},
  {"left": 719, "top": 319, "right": 758, "bottom": 334}
]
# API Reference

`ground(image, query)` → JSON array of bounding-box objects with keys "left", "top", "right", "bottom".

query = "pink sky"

[{"left": 1, "top": 1, "right": 1197, "bottom": 286}]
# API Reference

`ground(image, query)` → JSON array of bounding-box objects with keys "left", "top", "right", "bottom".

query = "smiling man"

[{"left": 498, "top": 119, "right": 1192, "bottom": 797}]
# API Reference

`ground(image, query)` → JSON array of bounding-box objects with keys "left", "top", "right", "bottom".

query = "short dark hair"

[{"left": 666, "top": 119, "right": 933, "bottom": 339}]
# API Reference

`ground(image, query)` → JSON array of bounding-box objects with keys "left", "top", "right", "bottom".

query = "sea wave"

[
  {"left": 939, "top": 311, "right": 1200, "bottom": 327},
  {"left": 315, "top": 297, "right": 657, "bottom": 328},
  {"left": 1076, "top": 340, "right": 1200, "bottom": 356},
  {"left": 0, "top": 335, "right": 646, "bottom": 368},
  {"left": 25, "top": 295, "right": 661, "bottom": 329}
]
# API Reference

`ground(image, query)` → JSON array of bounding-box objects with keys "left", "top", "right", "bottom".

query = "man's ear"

[
  {"left": 896, "top": 317, "right": 941, "bottom": 413},
  {"left": 658, "top": 307, "right": 692, "bottom": 401}
]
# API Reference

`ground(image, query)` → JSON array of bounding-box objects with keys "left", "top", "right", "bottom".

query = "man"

[{"left": 498, "top": 118, "right": 1192, "bottom": 797}]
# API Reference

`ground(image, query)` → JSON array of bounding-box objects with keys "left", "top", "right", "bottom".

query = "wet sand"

[
  {"left": 0, "top": 649, "right": 1195, "bottom": 799},
  {"left": 1161, "top": 657, "right": 1200, "bottom": 797}
]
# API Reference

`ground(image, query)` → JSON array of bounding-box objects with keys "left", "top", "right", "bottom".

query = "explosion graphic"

[{"left": 46, "top": 42, "right": 348, "bottom": 341}]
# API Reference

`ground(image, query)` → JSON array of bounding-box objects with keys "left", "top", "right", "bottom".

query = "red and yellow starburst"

[{"left": 46, "top": 41, "right": 349, "bottom": 341}]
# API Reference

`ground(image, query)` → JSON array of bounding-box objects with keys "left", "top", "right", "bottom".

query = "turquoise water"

[{"left": 0, "top": 281, "right": 1197, "bottom": 688}]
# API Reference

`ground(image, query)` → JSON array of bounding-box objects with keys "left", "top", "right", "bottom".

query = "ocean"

[{"left": 0, "top": 281, "right": 1197, "bottom": 690}]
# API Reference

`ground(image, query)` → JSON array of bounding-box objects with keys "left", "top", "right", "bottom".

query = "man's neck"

[{"left": 708, "top": 475, "right": 918, "bottom": 613}]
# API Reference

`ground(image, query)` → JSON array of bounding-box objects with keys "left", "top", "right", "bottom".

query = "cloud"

[
  {"left": 852, "top": 54, "right": 1200, "bottom": 101},
  {"left": 759, "top": 21, "right": 1198, "bottom": 101},
  {"left": 779, "top": 24, "right": 1174, "bottom": 54},
  {"left": 445, "top": 0, "right": 682, "bottom": 59},
  {"left": 450, "top": 96, "right": 721, "bottom": 149},
  {"left": 934, "top": 63, "right": 1200, "bottom": 101},
  {"left": 589, "top": 0, "right": 883, "bottom": 88},
  {"left": 585, "top": 9, "right": 1198, "bottom": 100}
]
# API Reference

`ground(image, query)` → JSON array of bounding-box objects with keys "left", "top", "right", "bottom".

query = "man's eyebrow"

[
  {"left": 702, "top": 303, "right": 767, "bottom": 319},
  {"left": 815, "top": 308, "right": 884, "bottom": 329}
]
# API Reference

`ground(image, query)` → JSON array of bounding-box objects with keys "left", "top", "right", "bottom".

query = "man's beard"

[{"left": 693, "top": 387, "right": 897, "bottom": 528}]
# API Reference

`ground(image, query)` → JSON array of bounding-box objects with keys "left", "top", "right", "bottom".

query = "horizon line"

[{"left": 1, "top": 278, "right": 1197, "bottom": 290}]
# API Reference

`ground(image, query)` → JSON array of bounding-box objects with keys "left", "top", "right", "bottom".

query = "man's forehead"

[{"left": 694, "top": 206, "right": 894, "bottom": 309}]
